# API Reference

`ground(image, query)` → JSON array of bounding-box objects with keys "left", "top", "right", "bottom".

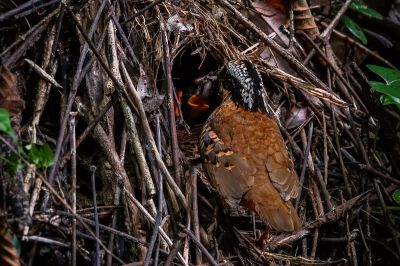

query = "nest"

[{"left": 0, "top": 0, "right": 399, "bottom": 265}]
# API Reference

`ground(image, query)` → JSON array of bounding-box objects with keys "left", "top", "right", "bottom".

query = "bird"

[{"left": 198, "top": 60, "right": 301, "bottom": 232}]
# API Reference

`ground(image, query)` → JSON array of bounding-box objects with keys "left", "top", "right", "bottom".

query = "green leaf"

[
  {"left": 27, "top": 144, "right": 54, "bottom": 168},
  {"left": 2, "top": 153, "right": 25, "bottom": 175},
  {"left": 393, "top": 189, "right": 400, "bottom": 205},
  {"left": 380, "top": 95, "right": 400, "bottom": 106},
  {"left": 27, "top": 145, "right": 40, "bottom": 165},
  {"left": 342, "top": 15, "right": 367, "bottom": 44},
  {"left": 0, "top": 108, "right": 12, "bottom": 134},
  {"left": 370, "top": 80, "right": 400, "bottom": 98},
  {"left": 351, "top": 2, "right": 383, "bottom": 19},
  {"left": 0, "top": 108, "right": 17, "bottom": 141},
  {"left": 367, "top": 64, "right": 400, "bottom": 85},
  {"left": 39, "top": 144, "right": 54, "bottom": 168}
]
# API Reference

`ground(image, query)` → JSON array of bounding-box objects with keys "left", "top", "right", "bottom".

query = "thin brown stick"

[
  {"left": 297, "top": 31, "right": 366, "bottom": 108},
  {"left": 0, "top": 0, "right": 42, "bottom": 22},
  {"left": 120, "top": 62, "right": 187, "bottom": 208},
  {"left": 332, "top": 108, "right": 352, "bottom": 198},
  {"left": 191, "top": 169, "right": 202, "bottom": 264},
  {"left": 4, "top": 13, "right": 57, "bottom": 69},
  {"left": 121, "top": 0, "right": 164, "bottom": 25},
  {"left": 181, "top": 227, "right": 218, "bottom": 266},
  {"left": 46, "top": 1, "right": 107, "bottom": 189},
  {"left": 218, "top": 0, "right": 333, "bottom": 93},
  {"left": 320, "top": 21, "right": 396, "bottom": 69},
  {"left": 319, "top": 0, "right": 353, "bottom": 42},
  {"left": 60, "top": 92, "right": 118, "bottom": 168},
  {"left": 296, "top": 121, "right": 314, "bottom": 210},
  {"left": 164, "top": 236, "right": 184, "bottom": 266},
  {"left": 52, "top": 210, "right": 148, "bottom": 246},
  {"left": 37, "top": 174, "right": 125, "bottom": 264},
  {"left": 160, "top": 15, "right": 182, "bottom": 188},
  {"left": 123, "top": 187, "right": 188, "bottom": 266},
  {"left": 69, "top": 113, "right": 77, "bottom": 266},
  {"left": 144, "top": 115, "right": 164, "bottom": 266}
]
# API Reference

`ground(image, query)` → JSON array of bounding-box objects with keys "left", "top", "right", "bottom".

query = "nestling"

[{"left": 198, "top": 60, "right": 301, "bottom": 232}]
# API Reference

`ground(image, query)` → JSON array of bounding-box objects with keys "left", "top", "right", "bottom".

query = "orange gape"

[
  {"left": 188, "top": 94, "right": 209, "bottom": 112},
  {"left": 199, "top": 61, "right": 301, "bottom": 232}
]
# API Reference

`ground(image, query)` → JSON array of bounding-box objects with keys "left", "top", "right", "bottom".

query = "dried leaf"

[
  {"left": 0, "top": 66, "right": 25, "bottom": 117},
  {"left": 143, "top": 95, "right": 165, "bottom": 113},
  {"left": 265, "top": 0, "right": 287, "bottom": 13},
  {"left": 363, "top": 29, "right": 393, "bottom": 48},
  {"left": 285, "top": 105, "right": 309, "bottom": 129},
  {"left": 302, "top": 93, "right": 324, "bottom": 108},
  {"left": 137, "top": 66, "right": 151, "bottom": 99},
  {"left": 292, "top": 0, "right": 320, "bottom": 40},
  {"left": 309, "top": 0, "right": 331, "bottom": 7},
  {"left": 251, "top": 2, "right": 298, "bottom": 74},
  {"left": 167, "top": 14, "right": 193, "bottom": 33},
  {"left": 388, "top": 3, "right": 400, "bottom": 25},
  {"left": 252, "top": 1, "right": 289, "bottom": 46}
]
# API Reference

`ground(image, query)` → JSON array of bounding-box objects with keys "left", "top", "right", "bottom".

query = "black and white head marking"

[{"left": 225, "top": 60, "right": 271, "bottom": 114}]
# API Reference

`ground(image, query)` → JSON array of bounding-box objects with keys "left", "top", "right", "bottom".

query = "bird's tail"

[{"left": 242, "top": 187, "right": 302, "bottom": 232}]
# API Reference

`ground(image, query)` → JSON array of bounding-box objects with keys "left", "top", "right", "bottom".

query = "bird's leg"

[{"left": 256, "top": 227, "right": 270, "bottom": 247}]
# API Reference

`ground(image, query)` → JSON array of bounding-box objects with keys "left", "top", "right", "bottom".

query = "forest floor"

[{"left": 1, "top": 0, "right": 400, "bottom": 265}]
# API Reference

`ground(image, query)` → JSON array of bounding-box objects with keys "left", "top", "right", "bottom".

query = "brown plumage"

[{"left": 199, "top": 61, "right": 301, "bottom": 232}]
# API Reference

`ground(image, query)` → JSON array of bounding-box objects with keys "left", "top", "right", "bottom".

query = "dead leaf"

[
  {"left": 137, "top": 66, "right": 151, "bottom": 99},
  {"left": 251, "top": 0, "right": 289, "bottom": 46},
  {"left": 143, "top": 95, "right": 165, "bottom": 113},
  {"left": 167, "top": 14, "right": 193, "bottom": 33},
  {"left": 251, "top": 1, "right": 297, "bottom": 74},
  {"left": 0, "top": 65, "right": 25, "bottom": 117},
  {"left": 309, "top": 0, "right": 331, "bottom": 8},
  {"left": 292, "top": 0, "right": 320, "bottom": 40},
  {"left": 285, "top": 105, "right": 309, "bottom": 129}
]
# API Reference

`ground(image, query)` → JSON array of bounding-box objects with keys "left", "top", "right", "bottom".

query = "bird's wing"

[
  {"left": 199, "top": 124, "right": 256, "bottom": 207},
  {"left": 261, "top": 119, "right": 300, "bottom": 201},
  {"left": 264, "top": 152, "right": 299, "bottom": 200}
]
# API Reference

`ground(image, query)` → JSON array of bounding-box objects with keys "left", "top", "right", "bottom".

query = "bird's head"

[{"left": 223, "top": 60, "right": 272, "bottom": 114}]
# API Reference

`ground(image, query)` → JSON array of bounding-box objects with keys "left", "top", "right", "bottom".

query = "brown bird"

[{"left": 198, "top": 60, "right": 301, "bottom": 232}]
